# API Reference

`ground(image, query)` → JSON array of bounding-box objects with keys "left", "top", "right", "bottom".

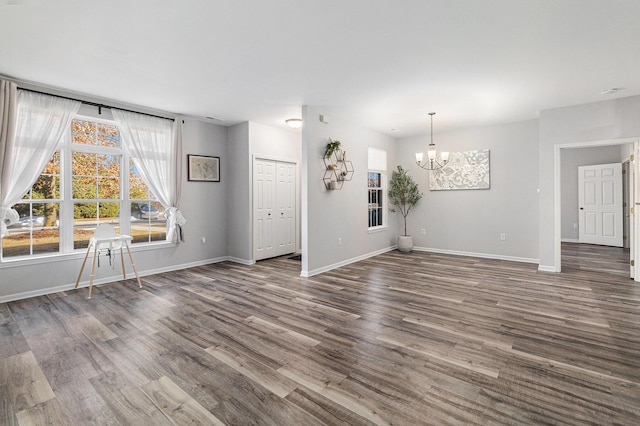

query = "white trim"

[
  {"left": 553, "top": 137, "right": 638, "bottom": 273},
  {"left": 226, "top": 256, "right": 256, "bottom": 265},
  {"left": 553, "top": 144, "right": 563, "bottom": 272},
  {"left": 300, "top": 246, "right": 396, "bottom": 277},
  {"left": 0, "top": 256, "right": 229, "bottom": 303},
  {"left": 538, "top": 265, "right": 557, "bottom": 273},
  {"left": 300, "top": 244, "right": 540, "bottom": 278},
  {"left": 252, "top": 154, "right": 299, "bottom": 164},
  {"left": 413, "top": 246, "right": 539, "bottom": 264},
  {"left": 367, "top": 225, "right": 389, "bottom": 234},
  {"left": 561, "top": 238, "right": 580, "bottom": 243}
]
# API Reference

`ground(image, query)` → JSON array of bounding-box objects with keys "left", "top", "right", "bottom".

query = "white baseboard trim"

[
  {"left": 538, "top": 265, "right": 559, "bottom": 273},
  {"left": 225, "top": 257, "right": 255, "bottom": 266},
  {"left": 134, "top": 256, "right": 230, "bottom": 277},
  {"left": 561, "top": 238, "right": 580, "bottom": 243},
  {"left": 0, "top": 256, "right": 229, "bottom": 304},
  {"left": 412, "top": 246, "right": 540, "bottom": 265},
  {"left": 300, "top": 246, "right": 396, "bottom": 277}
]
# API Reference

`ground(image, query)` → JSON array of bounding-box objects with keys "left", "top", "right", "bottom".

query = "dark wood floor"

[{"left": 1, "top": 243, "right": 639, "bottom": 425}]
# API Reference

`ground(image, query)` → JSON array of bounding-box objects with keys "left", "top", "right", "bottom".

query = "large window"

[
  {"left": 1, "top": 116, "right": 166, "bottom": 259},
  {"left": 368, "top": 147, "right": 387, "bottom": 230}
]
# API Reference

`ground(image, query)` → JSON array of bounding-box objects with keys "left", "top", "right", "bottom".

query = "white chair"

[{"left": 75, "top": 223, "right": 142, "bottom": 298}]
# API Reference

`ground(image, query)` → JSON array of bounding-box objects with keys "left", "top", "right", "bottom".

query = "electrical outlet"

[
  {"left": 573, "top": 223, "right": 579, "bottom": 229},
  {"left": 421, "top": 228, "right": 426, "bottom": 235},
  {"left": 201, "top": 236, "right": 206, "bottom": 244},
  {"left": 500, "top": 233, "right": 506, "bottom": 241},
  {"left": 338, "top": 237, "right": 342, "bottom": 246}
]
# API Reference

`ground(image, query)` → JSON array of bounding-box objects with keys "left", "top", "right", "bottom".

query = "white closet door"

[
  {"left": 254, "top": 159, "right": 276, "bottom": 260},
  {"left": 254, "top": 159, "right": 296, "bottom": 261},
  {"left": 276, "top": 162, "right": 295, "bottom": 256}
]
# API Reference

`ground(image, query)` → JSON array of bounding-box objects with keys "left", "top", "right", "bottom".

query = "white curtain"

[
  {"left": 0, "top": 80, "right": 18, "bottom": 233},
  {"left": 112, "top": 109, "right": 185, "bottom": 242},
  {"left": 0, "top": 88, "right": 80, "bottom": 237}
]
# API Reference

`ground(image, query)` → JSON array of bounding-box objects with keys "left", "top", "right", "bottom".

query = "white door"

[
  {"left": 578, "top": 163, "right": 623, "bottom": 247},
  {"left": 254, "top": 159, "right": 296, "bottom": 261},
  {"left": 254, "top": 159, "right": 276, "bottom": 260},
  {"left": 276, "top": 162, "right": 295, "bottom": 256}
]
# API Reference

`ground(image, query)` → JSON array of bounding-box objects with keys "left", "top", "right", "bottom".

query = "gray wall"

[
  {"left": 0, "top": 118, "right": 228, "bottom": 301},
  {"left": 397, "top": 119, "right": 540, "bottom": 261},
  {"left": 560, "top": 145, "right": 623, "bottom": 241},
  {"left": 538, "top": 95, "right": 640, "bottom": 270},
  {"left": 183, "top": 119, "right": 229, "bottom": 261},
  {"left": 226, "top": 122, "right": 251, "bottom": 262},
  {"left": 301, "top": 106, "right": 398, "bottom": 276}
]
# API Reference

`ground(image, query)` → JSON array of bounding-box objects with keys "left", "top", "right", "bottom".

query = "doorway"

[
  {"left": 555, "top": 138, "right": 638, "bottom": 280},
  {"left": 253, "top": 158, "right": 296, "bottom": 261}
]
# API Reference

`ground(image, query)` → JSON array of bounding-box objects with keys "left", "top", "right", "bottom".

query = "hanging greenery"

[{"left": 324, "top": 138, "right": 341, "bottom": 158}]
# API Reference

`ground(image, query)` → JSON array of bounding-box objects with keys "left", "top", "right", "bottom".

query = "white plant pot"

[{"left": 397, "top": 235, "right": 413, "bottom": 253}]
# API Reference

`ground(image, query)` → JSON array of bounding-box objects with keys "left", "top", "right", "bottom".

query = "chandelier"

[{"left": 415, "top": 112, "right": 449, "bottom": 171}]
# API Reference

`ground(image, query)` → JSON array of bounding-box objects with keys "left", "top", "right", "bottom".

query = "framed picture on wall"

[{"left": 187, "top": 154, "right": 220, "bottom": 182}]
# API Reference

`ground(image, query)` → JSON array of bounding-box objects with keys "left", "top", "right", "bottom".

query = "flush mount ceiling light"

[
  {"left": 285, "top": 118, "right": 302, "bottom": 129},
  {"left": 415, "top": 112, "right": 449, "bottom": 171},
  {"left": 601, "top": 88, "right": 624, "bottom": 95}
]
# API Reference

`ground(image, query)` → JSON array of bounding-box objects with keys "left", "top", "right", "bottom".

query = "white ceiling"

[{"left": 1, "top": 0, "right": 639, "bottom": 137}]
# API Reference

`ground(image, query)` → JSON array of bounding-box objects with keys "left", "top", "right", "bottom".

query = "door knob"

[{"left": 580, "top": 207, "right": 584, "bottom": 210}]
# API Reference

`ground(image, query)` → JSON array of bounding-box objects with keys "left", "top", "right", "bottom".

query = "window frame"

[
  {"left": 68, "top": 121, "right": 124, "bottom": 250},
  {"left": 367, "top": 147, "right": 388, "bottom": 232},
  {"left": 368, "top": 169, "right": 387, "bottom": 230},
  {"left": 1, "top": 112, "right": 169, "bottom": 263}
]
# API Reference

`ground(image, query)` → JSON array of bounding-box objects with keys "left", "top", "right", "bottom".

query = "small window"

[
  {"left": 72, "top": 119, "right": 121, "bottom": 147},
  {"left": 368, "top": 172, "right": 384, "bottom": 228},
  {"left": 368, "top": 147, "right": 387, "bottom": 229}
]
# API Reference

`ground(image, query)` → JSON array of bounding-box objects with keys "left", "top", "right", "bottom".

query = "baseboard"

[
  {"left": 135, "top": 256, "right": 230, "bottom": 277},
  {"left": 300, "top": 246, "right": 396, "bottom": 277},
  {"left": 561, "top": 238, "right": 580, "bottom": 243},
  {"left": 0, "top": 256, "right": 229, "bottom": 304},
  {"left": 538, "top": 265, "right": 559, "bottom": 273},
  {"left": 225, "top": 256, "right": 255, "bottom": 266},
  {"left": 412, "top": 246, "right": 539, "bottom": 265}
]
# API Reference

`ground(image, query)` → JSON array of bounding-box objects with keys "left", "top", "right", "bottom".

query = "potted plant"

[
  {"left": 324, "top": 138, "right": 341, "bottom": 159},
  {"left": 388, "top": 165, "right": 423, "bottom": 252}
]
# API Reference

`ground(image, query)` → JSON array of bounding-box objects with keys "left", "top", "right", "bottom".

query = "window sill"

[
  {"left": 0, "top": 241, "right": 175, "bottom": 269},
  {"left": 368, "top": 225, "right": 389, "bottom": 234}
]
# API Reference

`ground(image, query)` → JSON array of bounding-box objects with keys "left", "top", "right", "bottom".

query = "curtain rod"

[{"left": 18, "top": 87, "right": 176, "bottom": 122}]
